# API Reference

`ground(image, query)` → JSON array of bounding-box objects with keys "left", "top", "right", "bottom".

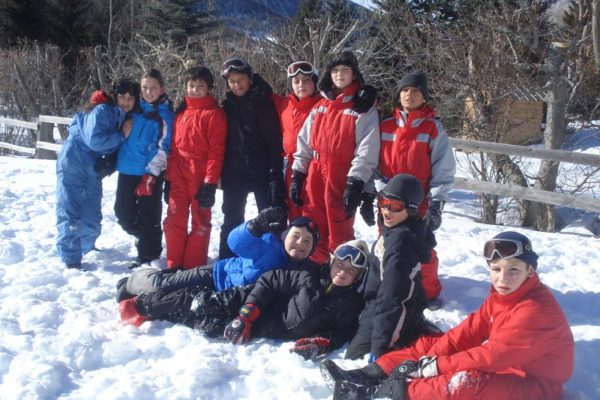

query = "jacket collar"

[
  {"left": 185, "top": 95, "right": 218, "bottom": 110},
  {"left": 491, "top": 272, "right": 540, "bottom": 305},
  {"left": 288, "top": 93, "right": 322, "bottom": 112}
]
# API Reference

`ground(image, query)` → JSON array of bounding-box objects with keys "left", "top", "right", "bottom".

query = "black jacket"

[
  {"left": 357, "top": 217, "right": 434, "bottom": 357},
  {"left": 220, "top": 73, "right": 283, "bottom": 188}
]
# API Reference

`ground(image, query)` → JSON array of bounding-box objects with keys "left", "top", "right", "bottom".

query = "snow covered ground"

[{"left": 0, "top": 138, "right": 599, "bottom": 398}]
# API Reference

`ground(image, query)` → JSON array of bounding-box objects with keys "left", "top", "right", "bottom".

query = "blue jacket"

[
  {"left": 117, "top": 96, "right": 174, "bottom": 176},
  {"left": 212, "top": 222, "right": 289, "bottom": 291}
]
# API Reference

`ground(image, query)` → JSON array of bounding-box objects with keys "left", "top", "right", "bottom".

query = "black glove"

[
  {"left": 223, "top": 304, "right": 261, "bottom": 344},
  {"left": 426, "top": 201, "right": 444, "bottom": 231},
  {"left": 195, "top": 183, "right": 217, "bottom": 208},
  {"left": 359, "top": 192, "right": 376, "bottom": 226},
  {"left": 163, "top": 180, "right": 170, "bottom": 204},
  {"left": 352, "top": 85, "right": 377, "bottom": 114},
  {"left": 343, "top": 177, "right": 364, "bottom": 217},
  {"left": 247, "top": 206, "right": 288, "bottom": 237},
  {"left": 94, "top": 151, "right": 118, "bottom": 179},
  {"left": 267, "top": 169, "right": 286, "bottom": 207},
  {"left": 289, "top": 171, "right": 307, "bottom": 207},
  {"left": 290, "top": 337, "right": 331, "bottom": 360}
]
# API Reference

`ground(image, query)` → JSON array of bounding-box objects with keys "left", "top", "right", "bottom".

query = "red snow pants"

[
  {"left": 163, "top": 157, "right": 212, "bottom": 269},
  {"left": 376, "top": 336, "right": 561, "bottom": 400},
  {"left": 302, "top": 157, "right": 355, "bottom": 265},
  {"left": 422, "top": 249, "right": 442, "bottom": 300}
]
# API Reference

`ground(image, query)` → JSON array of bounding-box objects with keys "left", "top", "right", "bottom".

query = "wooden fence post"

[{"left": 36, "top": 120, "right": 57, "bottom": 160}]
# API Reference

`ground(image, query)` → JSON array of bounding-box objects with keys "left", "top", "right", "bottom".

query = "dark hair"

[
  {"left": 183, "top": 66, "right": 215, "bottom": 89},
  {"left": 141, "top": 68, "right": 165, "bottom": 87},
  {"left": 113, "top": 78, "right": 141, "bottom": 99}
]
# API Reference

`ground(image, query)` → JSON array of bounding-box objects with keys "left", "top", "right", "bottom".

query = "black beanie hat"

[
  {"left": 318, "top": 49, "right": 365, "bottom": 93},
  {"left": 397, "top": 71, "right": 430, "bottom": 101},
  {"left": 380, "top": 173, "right": 425, "bottom": 216},
  {"left": 281, "top": 216, "right": 320, "bottom": 255}
]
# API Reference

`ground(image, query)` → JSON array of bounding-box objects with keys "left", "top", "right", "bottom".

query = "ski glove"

[
  {"left": 223, "top": 304, "right": 261, "bottom": 344},
  {"left": 289, "top": 171, "right": 307, "bottom": 207},
  {"left": 135, "top": 174, "right": 156, "bottom": 197},
  {"left": 290, "top": 337, "right": 331, "bottom": 360},
  {"left": 247, "top": 206, "right": 288, "bottom": 237},
  {"left": 426, "top": 201, "right": 444, "bottom": 231},
  {"left": 195, "top": 183, "right": 217, "bottom": 208},
  {"left": 359, "top": 192, "right": 376, "bottom": 226},
  {"left": 402, "top": 356, "right": 439, "bottom": 379},
  {"left": 352, "top": 85, "right": 377, "bottom": 114},
  {"left": 343, "top": 177, "right": 364, "bottom": 217},
  {"left": 163, "top": 180, "right": 170, "bottom": 204}
]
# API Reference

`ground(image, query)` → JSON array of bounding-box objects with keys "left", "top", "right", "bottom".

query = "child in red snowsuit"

[
  {"left": 163, "top": 67, "right": 226, "bottom": 269},
  {"left": 321, "top": 231, "right": 574, "bottom": 400},
  {"left": 363, "top": 71, "right": 455, "bottom": 309},
  {"left": 291, "top": 50, "right": 380, "bottom": 265},
  {"left": 272, "top": 61, "right": 322, "bottom": 221}
]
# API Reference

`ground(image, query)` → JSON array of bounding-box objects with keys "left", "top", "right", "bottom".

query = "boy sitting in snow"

[{"left": 321, "top": 231, "right": 574, "bottom": 400}]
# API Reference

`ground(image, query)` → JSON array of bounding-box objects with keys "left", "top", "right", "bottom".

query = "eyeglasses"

[
  {"left": 377, "top": 195, "right": 405, "bottom": 213},
  {"left": 483, "top": 239, "right": 532, "bottom": 261},
  {"left": 221, "top": 58, "right": 251, "bottom": 77},
  {"left": 334, "top": 244, "right": 367, "bottom": 269},
  {"left": 287, "top": 61, "right": 316, "bottom": 78}
]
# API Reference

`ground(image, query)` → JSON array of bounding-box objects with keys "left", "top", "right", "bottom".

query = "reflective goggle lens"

[
  {"left": 221, "top": 58, "right": 250, "bottom": 76},
  {"left": 287, "top": 61, "right": 315, "bottom": 78},
  {"left": 377, "top": 196, "right": 405, "bottom": 213},
  {"left": 483, "top": 239, "right": 523, "bottom": 261},
  {"left": 334, "top": 245, "right": 367, "bottom": 269}
]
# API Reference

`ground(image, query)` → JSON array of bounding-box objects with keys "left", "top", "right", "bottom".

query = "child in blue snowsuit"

[
  {"left": 115, "top": 69, "right": 174, "bottom": 267},
  {"left": 56, "top": 79, "right": 140, "bottom": 268}
]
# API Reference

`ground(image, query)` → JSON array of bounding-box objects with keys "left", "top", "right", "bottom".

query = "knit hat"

[
  {"left": 485, "top": 231, "right": 539, "bottom": 269},
  {"left": 397, "top": 71, "right": 430, "bottom": 101},
  {"left": 281, "top": 216, "right": 320, "bottom": 255},
  {"left": 318, "top": 49, "right": 365, "bottom": 92},
  {"left": 379, "top": 173, "right": 425, "bottom": 216}
]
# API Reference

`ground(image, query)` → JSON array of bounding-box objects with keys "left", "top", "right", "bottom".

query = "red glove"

[
  {"left": 290, "top": 337, "right": 331, "bottom": 360},
  {"left": 91, "top": 90, "right": 109, "bottom": 105},
  {"left": 119, "top": 297, "right": 148, "bottom": 327},
  {"left": 134, "top": 174, "right": 156, "bottom": 197},
  {"left": 223, "top": 304, "right": 261, "bottom": 344}
]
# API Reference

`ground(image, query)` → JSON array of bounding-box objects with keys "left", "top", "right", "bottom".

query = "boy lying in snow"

[{"left": 321, "top": 231, "right": 574, "bottom": 400}]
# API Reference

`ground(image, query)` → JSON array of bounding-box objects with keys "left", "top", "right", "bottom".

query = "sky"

[{"left": 0, "top": 125, "right": 599, "bottom": 399}]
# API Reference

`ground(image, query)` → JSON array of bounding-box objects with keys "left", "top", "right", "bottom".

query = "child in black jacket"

[{"left": 345, "top": 174, "right": 439, "bottom": 361}]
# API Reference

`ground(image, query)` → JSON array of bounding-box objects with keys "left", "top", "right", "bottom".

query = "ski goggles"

[
  {"left": 221, "top": 58, "right": 252, "bottom": 77},
  {"left": 333, "top": 244, "right": 367, "bottom": 269},
  {"left": 483, "top": 239, "right": 532, "bottom": 261},
  {"left": 377, "top": 195, "right": 406, "bottom": 213},
  {"left": 287, "top": 61, "right": 316, "bottom": 78}
]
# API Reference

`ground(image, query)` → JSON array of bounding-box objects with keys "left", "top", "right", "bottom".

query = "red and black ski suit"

[
  {"left": 377, "top": 105, "right": 455, "bottom": 299},
  {"left": 163, "top": 95, "right": 226, "bottom": 269},
  {"left": 376, "top": 273, "right": 574, "bottom": 400},
  {"left": 292, "top": 82, "right": 380, "bottom": 265},
  {"left": 272, "top": 92, "right": 322, "bottom": 221}
]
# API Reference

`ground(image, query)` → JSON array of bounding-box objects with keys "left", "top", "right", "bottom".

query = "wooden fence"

[{"left": 1, "top": 114, "right": 599, "bottom": 213}]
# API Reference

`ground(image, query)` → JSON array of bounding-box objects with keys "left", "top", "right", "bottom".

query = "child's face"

[
  {"left": 117, "top": 93, "right": 137, "bottom": 113},
  {"left": 489, "top": 258, "right": 533, "bottom": 295},
  {"left": 380, "top": 201, "right": 409, "bottom": 228},
  {"left": 330, "top": 258, "right": 359, "bottom": 287},
  {"left": 291, "top": 74, "right": 315, "bottom": 99},
  {"left": 226, "top": 72, "right": 252, "bottom": 98},
  {"left": 399, "top": 86, "right": 425, "bottom": 112},
  {"left": 141, "top": 77, "right": 164, "bottom": 104},
  {"left": 284, "top": 226, "right": 313, "bottom": 261},
  {"left": 330, "top": 65, "right": 355, "bottom": 91},
  {"left": 187, "top": 79, "right": 210, "bottom": 98}
]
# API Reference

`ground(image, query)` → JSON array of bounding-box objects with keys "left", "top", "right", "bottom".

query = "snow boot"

[{"left": 320, "top": 360, "right": 386, "bottom": 399}]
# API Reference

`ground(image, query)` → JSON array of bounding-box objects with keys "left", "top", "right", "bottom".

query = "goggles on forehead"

[
  {"left": 483, "top": 239, "right": 532, "bottom": 261},
  {"left": 221, "top": 58, "right": 251, "bottom": 77},
  {"left": 334, "top": 244, "right": 367, "bottom": 269},
  {"left": 287, "top": 61, "right": 316, "bottom": 78},
  {"left": 377, "top": 195, "right": 406, "bottom": 213}
]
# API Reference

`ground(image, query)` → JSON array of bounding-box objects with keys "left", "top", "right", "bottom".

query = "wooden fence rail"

[{"left": 1, "top": 115, "right": 599, "bottom": 213}]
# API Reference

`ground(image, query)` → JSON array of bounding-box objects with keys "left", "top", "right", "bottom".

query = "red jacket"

[
  {"left": 169, "top": 95, "right": 227, "bottom": 184},
  {"left": 379, "top": 105, "right": 455, "bottom": 215},
  {"left": 429, "top": 273, "right": 574, "bottom": 394},
  {"left": 272, "top": 93, "right": 322, "bottom": 160}
]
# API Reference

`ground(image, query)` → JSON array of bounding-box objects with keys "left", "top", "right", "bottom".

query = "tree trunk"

[
  {"left": 593, "top": 0, "right": 600, "bottom": 71},
  {"left": 523, "top": 44, "right": 569, "bottom": 231}
]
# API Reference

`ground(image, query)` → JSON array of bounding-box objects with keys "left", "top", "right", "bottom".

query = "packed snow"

[{"left": 0, "top": 131, "right": 599, "bottom": 398}]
